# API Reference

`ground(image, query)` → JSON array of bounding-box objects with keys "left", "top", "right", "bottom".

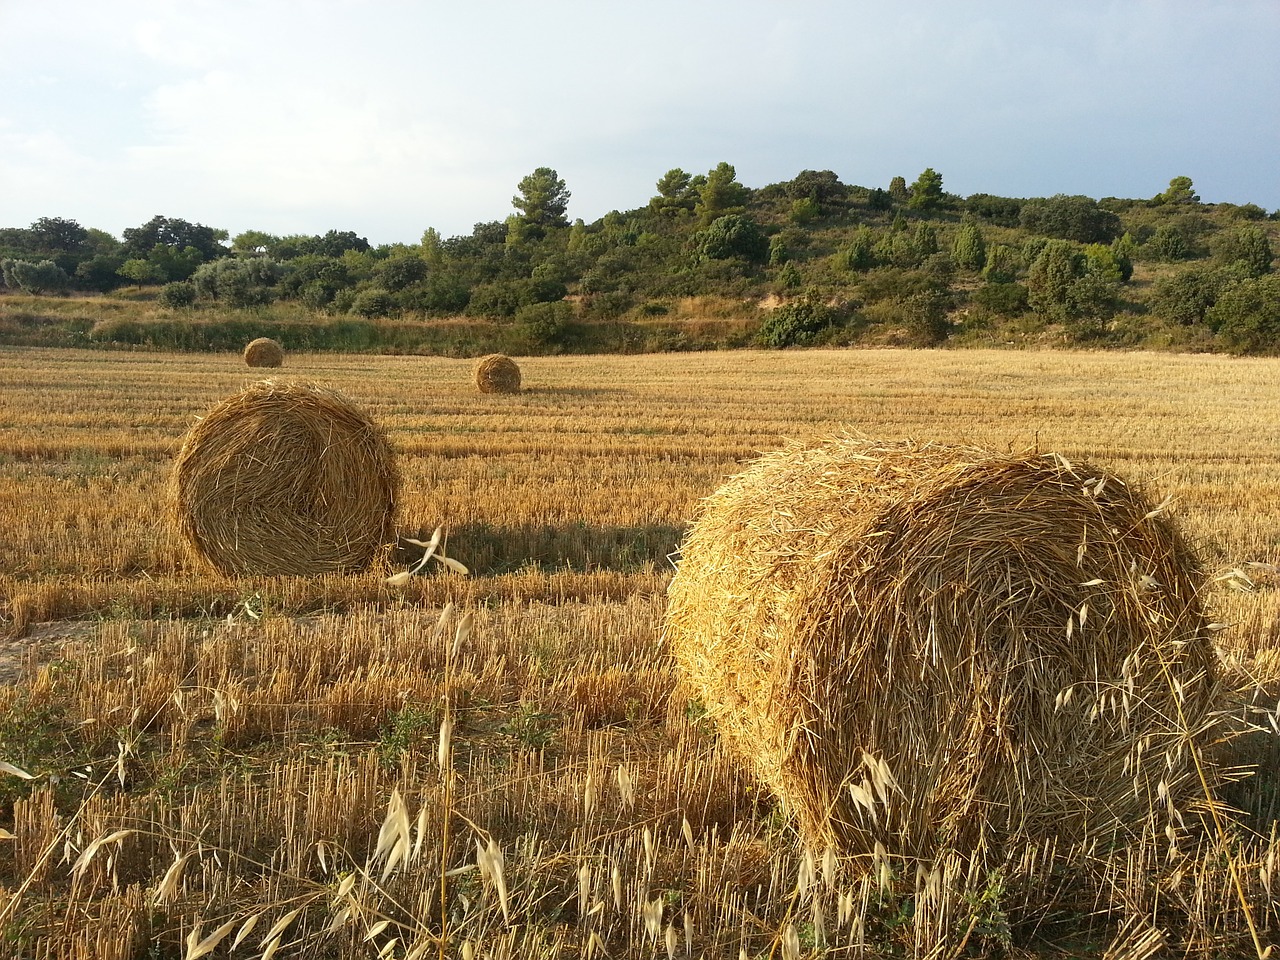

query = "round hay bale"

[
  {"left": 169, "top": 380, "right": 398, "bottom": 577},
  {"left": 665, "top": 437, "right": 1219, "bottom": 858},
  {"left": 243, "top": 337, "right": 284, "bottom": 368},
  {"left": 474, "top": 353, "right": 521, "bottom": 393}
]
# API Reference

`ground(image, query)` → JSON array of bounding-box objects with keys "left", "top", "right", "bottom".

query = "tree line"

[{"left": 1, "top": 166, "right": 1277, "bottom": 354}]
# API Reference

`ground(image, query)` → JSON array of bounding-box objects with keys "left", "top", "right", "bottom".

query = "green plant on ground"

[
  {"left": 500, "top": 702, "right": 558, "bottom": 750},
  {"left": 377, "top": 704, "right": 439, "bottom": 766},
  {"left": 757, "top": 295, "right": 840, "bottom": 347}
]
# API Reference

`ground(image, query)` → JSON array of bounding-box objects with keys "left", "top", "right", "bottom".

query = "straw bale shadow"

[
  {"left": 1216, "top": 673, "right": 1280, "bottom": 831},
  {"left": 395, "top": 521, "right": 685, "bottom": 576},
  {"left": 516, "top": 386, "right": 630, "bottom": 398}
]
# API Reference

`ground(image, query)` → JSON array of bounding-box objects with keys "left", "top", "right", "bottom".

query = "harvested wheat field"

[{"left": 1, "top": 345, "right": 1279, "bottom": 959}]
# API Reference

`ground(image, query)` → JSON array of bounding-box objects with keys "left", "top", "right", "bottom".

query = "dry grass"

[
  {"left": 474, "top": 354, "right": 521, "bottom": 394},
  {"left": 169, "top": 380, "right": 399, "bottom": 576},
  {"left": 0, "top": 345, "right": 1277, "bottom": 957}
]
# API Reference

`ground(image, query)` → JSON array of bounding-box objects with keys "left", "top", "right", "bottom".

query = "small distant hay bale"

[
  {"left": 665, "top": 437, "right": 1219, "bottom": 858},
  {"left": 474, "top": 353, "right": 521, "bottom": 393},
  {"left": 243, "top": 337, "right": 284, "bottom": 368},
  {"left": 169, "top": 381, "right": 398, "bottom": 577}
]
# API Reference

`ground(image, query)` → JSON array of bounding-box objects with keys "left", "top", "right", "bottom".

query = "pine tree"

[
  {"left": 512, "top": 167, "right": 571, "bottom": 230},
  {"left": 982, "top": 244, "right": 1020, "bottom": 284},
  {"left": 695, "top": 162, "right": 749, "bottom": 225},
  {"left": 951, "top": 222, "right": 986, "bottom": 271},
  {"left": 907, "top": 168, "right": 944, "bottom": 210},
  {"left": 841, "top": 227, "right": 877, "bottom": 271},
  {"left": 913, "top": 223, "right": 939, "bottom": 258}
]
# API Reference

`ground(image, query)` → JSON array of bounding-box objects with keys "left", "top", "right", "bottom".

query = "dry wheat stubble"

[{"left": 1, "top": 348, "right": 1279, "bottom": 956}]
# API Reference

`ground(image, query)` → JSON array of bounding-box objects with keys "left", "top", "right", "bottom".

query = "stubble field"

[{"left": 0, "top": 345, "right": 1278, "bottom": 959}]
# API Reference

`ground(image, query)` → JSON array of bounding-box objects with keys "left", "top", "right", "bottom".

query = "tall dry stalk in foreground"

[{"left": 437, "top": 605, "right": 472, "bottom": 958}]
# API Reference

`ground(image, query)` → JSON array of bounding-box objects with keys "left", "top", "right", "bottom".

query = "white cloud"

[
  {"left": 0, "top": 125, "right": 94, "bottom": 194},
  {"left": 0, "top": 0, "right": 1277, "bottom": 241}
]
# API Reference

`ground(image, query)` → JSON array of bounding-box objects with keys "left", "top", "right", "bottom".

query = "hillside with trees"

[{"left": 2, "top": 167, "right": 1277, "bottom": 355}]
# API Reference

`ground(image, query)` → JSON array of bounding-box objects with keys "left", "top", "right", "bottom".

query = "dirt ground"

[{"left": 0, "top": 620, "right": 97, "bottom": 685}]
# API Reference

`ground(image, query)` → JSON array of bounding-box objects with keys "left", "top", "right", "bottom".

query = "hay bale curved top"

[
  {"left": 169, "top": 380, "right": 398, "bottom": 577},
  {"left": 243, "top": 337, "right": 284, "bottom": 368},
  {"left": 665, "top": 437, "right": 1218, "bottom": 858},
  {"left": 474, "top": 353, "right": 521, "bottom": 393}
]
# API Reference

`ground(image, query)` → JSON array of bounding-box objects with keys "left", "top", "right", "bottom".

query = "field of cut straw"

[{"left": 1, "top": 345, "right": 1278, "bottom": 959}]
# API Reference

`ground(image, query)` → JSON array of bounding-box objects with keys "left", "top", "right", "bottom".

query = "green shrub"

[
  {"left": 964, "top": 193, "right": 1022, "bottom": 226},
  {"left": 757, "top": 296, "right": 839, "bottom": 348},
  {"left": 159, "top": 281, "right": 197, "bottom": 308},
  {"left": 299, "top": 282, "right": 334, "bottom": 311},
  {"left": 1211, "top": 225, "right": 1274, "bottom": 277},
  {"left": 116, "top": 258, "right": 166, "bottom": 285},
  {"left": 332, "top": 288, "right": 358, "bottom": 314},
  {"left": 377, "top": 255, "right": 428, "bottom": 291},
  {"left": 74, "top": 254, "right": 126, "bottom": 292},
  {"left": 982, "top": 244, "right": 1021, "bottom": 284},
  {"left": 1207, "top": 274, "right": 1280, "bottom": 354},
  {"left": 583, "top": 289, "right": 634, "bottom": 319},
  {"left": 1147, "top": 225, "right": 1190, "bottom": 261},
  {"left": 350, "top": 288, "right": 395, "bottom": 318},
  {"left": 775, "top": 262, "right": 803, "bottom": 290},
  {"left": 836, "top": 227, "right": 875, "bottom": 273},
  {"left": 857, "top": 268, "right": 948, "bottom": 305},
  {"left": 8, "top": 259, "right": 71, "bottom": 294},
  {"left": 516, "top": 300, "right": 575, "bottom": 346},
  {"left": 277, "top": 254, "right": 352, "bottom": 299},
  {"left": 466, "top": 280, "right": 527, "bottom": 319},
  {"left": 399, "top": 274, "right": 471, "bottom": 314},
  {"left": 1019, "top": 194, "right": 1121, "bottom": 243},
  {"left": 920, "top": 252, "right": 954, "bottom": 281},
  {"left": 900, "top": 291, "right": 952, "bottom": 345},
  {"left": 951, "top": 222, "right": 987, "bottom": 271},
  {"left": 863, "top": 291, "right": 952, "bottom": 345},
  {"left": 790, "top": 197, "right": 820, "bottom": 224},
  {"left": 191, "top": 257, "right": 280, "bottom": 307},
  {"left": 971, "top": 282, "right": 1029, "bottom": 316},
  {"left": 695, "top": 214, "right": 768, "bottom": 263},
  {"left": 466, "top": 276, "right": 565, "bottom": 319},
  {"left": 874, "top": 231, "right": 922, "bottom": 269}
]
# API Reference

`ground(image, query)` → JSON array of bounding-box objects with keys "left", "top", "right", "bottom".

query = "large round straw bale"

[
  {"left": 169, "top": 380, "right": 398, "bottom": 577},
  {"left": 665, "top": 437, "right": 1218, "bottom": 858},
  {"left": 474, "top": 353, "right": 521, "bottom": 393},
  {"left": 243, "top": 337, "right": 284, "bottom": 368}
]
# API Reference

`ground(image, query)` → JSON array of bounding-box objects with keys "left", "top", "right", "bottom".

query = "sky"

[{"left": 2, "top": 0, "right": 1277, "bottom": 247}]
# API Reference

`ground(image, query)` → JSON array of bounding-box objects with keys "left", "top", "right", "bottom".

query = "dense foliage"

[{"left": 2, "top": 170, "right": 1278, "bottom": 354}]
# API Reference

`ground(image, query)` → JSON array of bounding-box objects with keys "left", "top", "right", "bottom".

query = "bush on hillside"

[{"left": 757, "top": 296, "right": 841, "bottom": 348}]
